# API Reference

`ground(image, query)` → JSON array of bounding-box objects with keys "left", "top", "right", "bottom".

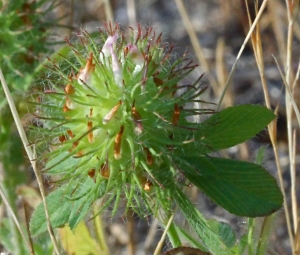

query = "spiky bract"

[{"left": 33, "top": 24, "right": 209, "bottom": 217}]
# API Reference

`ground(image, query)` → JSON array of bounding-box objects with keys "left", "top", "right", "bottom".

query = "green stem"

[
  {"left": 167, "top": 221, "right": 182, "bottom": 248},
  {"left": 247, "top": 218, "right": 255, "bottom": 255},
  {"left": 256, "top": 214, "right": 275, "bottom": 255}
]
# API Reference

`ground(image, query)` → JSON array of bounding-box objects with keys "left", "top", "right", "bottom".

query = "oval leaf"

[
  {"left": 198, "top": 105, "right": 275, "bottom": 151},
  {"left": 178, "top": 156, "right": 283, "bottom": 217}
]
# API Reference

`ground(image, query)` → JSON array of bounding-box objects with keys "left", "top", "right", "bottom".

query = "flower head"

[{"left": 33, "top": 23, "right": 207, "bottom": 219}]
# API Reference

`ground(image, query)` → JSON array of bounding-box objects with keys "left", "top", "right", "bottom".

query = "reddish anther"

[
  {"left": 59, "top": 135, "right": 67, "bottom": 143},
  {"left": 143, "top": 179, "right": 153, "bottom": 191},
  {"left": 88, "top": 168, "right": 96, "bottom": 178},
  {"left": 153, "top": 77, "right": 164, "bottom": 87},
  {"left": 77, "top": 52, "right": 95, "bottom": 85},
  {"left": 100, "top": 163, "right": 110, "bottom": 178},
  {"left": 87, "top": 108, "right": 94, "bottom": 143},
  {"left": 63, "top": 103, "right": 70, "bottom": 112},
  {"left": 103, "top": 101, "right": 122, "bottom": 124},
  {"left": 67, "top": 130, "right": 75, "bottom": 138},
  {"left": 131, "top": 102, "right": 143, "bottom": 135},
  {"left": 114, "top": 125, "right": 124, "bottom": 159},
  {"left": 87, "top": 120, "right": 94, "bottom": 143},
  {"left": 172, "top": 103, "right": 180, "bottom": 125},
  {"left": 144, "top": 147, "right": 153, "bottom": 165},
  {"left": 65, "top": 83, "right": 75, "bottom": 95}
]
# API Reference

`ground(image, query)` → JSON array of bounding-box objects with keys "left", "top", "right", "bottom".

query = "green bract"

[{"left": 31, "top": 24, "right": 282, "bottom": 246}]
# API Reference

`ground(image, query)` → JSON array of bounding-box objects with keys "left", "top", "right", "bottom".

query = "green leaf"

[
  {"left": 178, "top": 156, "right": 283, "bottom": 217},
  {"left": 30, "top": 186, "right": 72, "bottom": 236},
  {"left": 68, "top": 178, "right": 97, "bottom": 230},
  {"left": 174, "top": 187, "right": 231, "bottom": 255},
  {"left": 175, "top": 225, "right": 207, "bottom": 251},
  {"left": 208, "top": 220, "right": 236, "bottom": 248},
  {"left": 198, "top": 105, "right": 275, "bottom": 152},
  {"left": 230, "top": 234, "right": 248, "bottom": 255},
  {"left": 45, "top": 151, "right": 79, "bottom": 174},
  {"left": 255, "top": 146, "right": 267, "bottom": 165},
  {"left": 33, "top": 235, "right": 54, "bottom": 255},
  {"left": 59, "top": 221, "right": 105, "bottom": 255}
]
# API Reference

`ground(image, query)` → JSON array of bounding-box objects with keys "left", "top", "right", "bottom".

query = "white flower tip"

[{"left": 102, "top": 34, "right": 118, "bottom": 57}]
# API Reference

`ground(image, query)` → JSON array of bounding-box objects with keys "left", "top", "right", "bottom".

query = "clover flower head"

[{"left": 33, "top": 23, "right": 207, "bottom": 218}]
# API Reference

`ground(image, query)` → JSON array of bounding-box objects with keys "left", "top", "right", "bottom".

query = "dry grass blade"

[
  {"left": 215, "top": 38, "right": 233, "bottom": 107},
  {"left": 247, "top": 1, "right": 298, "bottom": 253},
  {"left": 217, "top": 0, "right": 269, "bottom": 110},
  {"left": 292, "top": 130, "right": 298, "bottom": 236},
  {"left": 273, "top": 57, "right": 300, "bottom": 130},
  {"left": 0, "top": 69, "right": 62, "bottom": 255},
  {"left": 153, "top": 214, "right": 174, "bottom": 255},
  {"left": 127, "top": 0, "right": 137, "bottom": 27},
  {"left": 174, "top": 0, "right": 219, "bottom": 95},
  {"left": 247, "top": 1, "right": 271, "bottom": 109},
  {"left": 296, "top": 218, "right": 300, "bottom": 252},
  {"left": 272, "top": 54, "right": 300, "bottom": 254},
  {"left": 292, "top": 58, "right": 300, "bottom": 90},
  {"left": 103, "top": 0, "right": 114, "bottom": 24},
  {"left": 267, "top": 0, "right": 286, "bottom": 64},
  {"left": 24, "top": 202, "right": 36, "bottom": 255},
  {"left": 283, "top": 2, "right": 300, "bottom": 253}
]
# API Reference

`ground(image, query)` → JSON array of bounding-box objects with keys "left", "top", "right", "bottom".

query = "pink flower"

[{"left": 101, "top": 34, "right": 122, "bottom": 86}]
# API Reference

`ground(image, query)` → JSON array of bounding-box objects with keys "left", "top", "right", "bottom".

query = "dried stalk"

[{"left": 0, "top": 69, "right": 62, "bottom": 255}]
